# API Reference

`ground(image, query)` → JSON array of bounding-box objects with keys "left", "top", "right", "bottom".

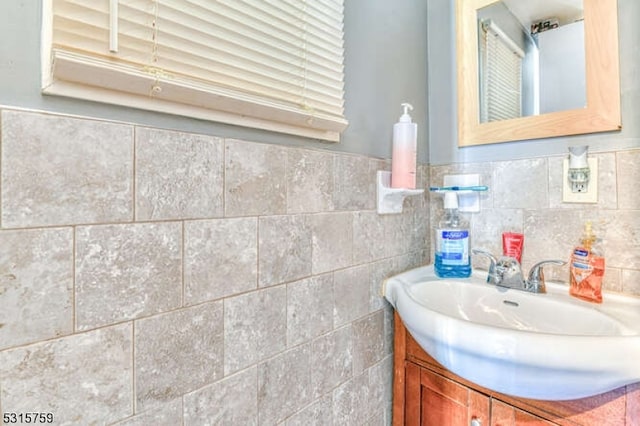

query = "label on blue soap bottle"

[{"left": 437, "top": 229, "right": 470, "bottom": 266}]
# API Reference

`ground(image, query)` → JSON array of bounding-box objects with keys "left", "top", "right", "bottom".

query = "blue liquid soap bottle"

[{"left": 434, "top": 192, "right": 472, "bottom": 278}]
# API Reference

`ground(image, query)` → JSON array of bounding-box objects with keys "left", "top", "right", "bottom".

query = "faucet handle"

[
  {"left": 472, "top": 249, "right": 499, "bottom": 283},
  {"left": 527, "top": 260, "right": 566, "bottom": 293},
  {"left": 472, "top": 248, "right": 497, "bottom": 262}
]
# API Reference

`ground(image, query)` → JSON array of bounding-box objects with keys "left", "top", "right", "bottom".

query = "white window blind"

[
  {"left": 42, "top": 0, "right": 348, "bottom": 141},
  {"left": 479, "top": 20, "right": 524, "bottom": 123}
]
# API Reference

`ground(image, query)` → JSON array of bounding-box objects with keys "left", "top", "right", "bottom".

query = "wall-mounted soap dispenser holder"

[{"left": 376, "top": 171, "right": 424, "bottom": 214}]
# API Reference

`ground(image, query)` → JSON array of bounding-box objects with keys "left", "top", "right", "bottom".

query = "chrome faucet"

[{"left": 472, "top": 249, "right": 566, "bottom": 293}]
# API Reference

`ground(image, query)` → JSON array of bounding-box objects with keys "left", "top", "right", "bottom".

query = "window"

[
  {"left": 42, "top": 0, "right": 348, "bottom": 141},
  {"left": 478, "top": 19, "right": 524, "bottom": 123}
]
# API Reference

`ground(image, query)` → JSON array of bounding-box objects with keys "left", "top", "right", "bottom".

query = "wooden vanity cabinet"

[{"left": 393, "top": 312, "right": 640, "bottom": 426}]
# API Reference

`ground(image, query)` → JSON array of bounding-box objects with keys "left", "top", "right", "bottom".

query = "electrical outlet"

[
  {"left": 571, "top": 180, "right": 588, "bottom": 193},
  {"left": 562, "top": 158, "right": 598, "bottom": 203}
]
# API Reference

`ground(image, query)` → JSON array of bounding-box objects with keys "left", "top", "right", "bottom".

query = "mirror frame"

[{"left": 456, "top": 0, "right": 620, "bottom": 147}]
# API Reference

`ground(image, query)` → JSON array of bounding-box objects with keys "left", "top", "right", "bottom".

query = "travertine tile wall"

[
  {"left": 0, "top": 109, "right": 430, "bottom": 425},
  {"left": 430, "top": 150, "right": 640, "bottom": 296}
]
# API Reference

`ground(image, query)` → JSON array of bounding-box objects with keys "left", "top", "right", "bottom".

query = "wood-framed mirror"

[{"left": 456, "top": 0, "right": 621, "bottom": 147}]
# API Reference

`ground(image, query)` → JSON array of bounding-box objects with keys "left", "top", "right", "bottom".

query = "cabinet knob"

[{"left": 470, "top": 419, "right": 482, "bottom": 426}]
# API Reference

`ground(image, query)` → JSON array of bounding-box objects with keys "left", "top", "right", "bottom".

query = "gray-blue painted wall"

[{"left": 0, "top": 0, "right": 430, "bottom": 163}]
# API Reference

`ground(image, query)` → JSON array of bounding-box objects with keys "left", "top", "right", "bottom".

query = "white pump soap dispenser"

[{"left": 391, "top": 103, "right": 417, "bottom": 189}]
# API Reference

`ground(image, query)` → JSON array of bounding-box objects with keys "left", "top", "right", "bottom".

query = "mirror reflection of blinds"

[
  {"left": 45, "top": 0, "right": 348, "bottom": 141},
  {"left": 479, "top": 20, "right": 524, "bottom": 123}
]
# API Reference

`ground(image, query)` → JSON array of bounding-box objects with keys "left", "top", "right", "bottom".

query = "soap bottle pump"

[
  {"left": 391, "top": 103, "right": 417, "bottom": 189},
  {"left": 434, "top": 192, "right": 472, "bottom": 278}
]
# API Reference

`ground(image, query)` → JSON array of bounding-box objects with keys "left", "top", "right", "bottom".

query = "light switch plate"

[{"left": 562, "top": 158, "right": 598, "bottom": 203}]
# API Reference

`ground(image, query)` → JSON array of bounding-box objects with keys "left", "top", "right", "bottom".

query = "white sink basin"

[{"left": 384, "top": 265, "right": 640, "bottom": 400}]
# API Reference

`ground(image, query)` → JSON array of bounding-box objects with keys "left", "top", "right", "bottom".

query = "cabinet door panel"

[
  {"left": 405, "top": 361, "right": 422, "bottom": 426},
  {"left": 470, "top": 389, "right": 491, "bottom": 425},
  {"left": 514, "top": 409, "right": 558, "bottom": 425},
  {"left": 491, "top": 399, "right": 558, "bottom": 426},
  {"left": 420, "top": 364, "right": 469, "bottom": 404},
  {"left": 491, "top": 399, "right": 515, "bottom": 425},
  {"left": 416, "top": 364, "right": 490, "bottom": 426},
  {"left": 422, "top": 390, "right": 468, "bottom": 426}
]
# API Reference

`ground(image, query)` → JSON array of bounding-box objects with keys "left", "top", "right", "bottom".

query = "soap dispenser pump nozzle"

[{"left": 399, "top": 103, "right": 414, "bottom": 123}]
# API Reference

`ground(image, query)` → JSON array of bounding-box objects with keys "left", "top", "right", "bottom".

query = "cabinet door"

[
  {"left": 405, "top": 362, "right": 490, "bottom": 426},
  {"left": 491, "top": 399, "right": 559, "bottom": 426}
]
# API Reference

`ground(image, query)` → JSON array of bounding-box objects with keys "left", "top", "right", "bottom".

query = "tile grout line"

[
  {"left": 72, "top": 226, "right": 77, "bottom": 334},
  {"left": 132, "top": 126, "right": 137, "bottom": 223},
  {"left": 181, "top": 220, "right": 186, "bottom": 308},
  {"left": 222, "top": 139, "right": 227, "bottom": 219},
  {"left": 131, "top": 320, "right": 136, "bottom": 417}
]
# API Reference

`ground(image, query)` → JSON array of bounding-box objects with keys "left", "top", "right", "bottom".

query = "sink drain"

[{"left": 503, "top": 300, "right": 519, "bottom": 307}]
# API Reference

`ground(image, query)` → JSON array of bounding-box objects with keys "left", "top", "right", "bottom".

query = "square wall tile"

[
  {"left": 285, "top": 396, "right": 333, "bottom": 426},
  {"left": 287, "top": 148, "right": 335, "bottom": 213},
  {"left": 184, "top": 367, "right": 258, "bottom": 426},
  {"left": 617, "top": 150, "right": 640, "bottom": 210},
  {"left": 135, "top": 127, "right": 224, "bottom": 220},
  {"left": 334, "top": 265, "right": 370, "bottom": 327},
  {"left": 185, "top": 217, "right": 257, "bottom": 305},
  {"left": 1, "top": 110, "right": 133, "bottom": 227},
  {"left": 0, "top": 324, "right": 133, "bottom": 425},
  {"left": 408, "top": 203, "right": 430, "bottom": 255},
  {"left": 603, "top": 267, "right": 623, "bottom": 293},
  {"left": 225, "top": 140, "right": 286, "bottom": 216},
  {"left": 258, "top": 215, "right": 312, "bottom": 287},
  {"left": 384, "top": 213, "right": 412, "bottom": 258},
  {"left": 310, "top": 212, "right": 353, "bottom": 274},
  {"left": 600, "top": 210, "right": 640, "bottom": 270},
  {"left": 352, "top": 211, "right": 386, "bottom": 264},
  {"left": 258, "top": 345, "right": 312, "bottom": 425},
  {"left": 287, "top": 274, "right": 334, "bottom": 346},
  {"left": 224, "top": 286, "right": 287, "bottom": 374},
  {"left": 622, "top": 269, "right": 640, "bottom": 296},
  {"left": 0, "top": 228, "right": 73, "bottom": 350},
  {"left": 333, "top": 154, "right": 375, "bottom": 211},
  {"left": 368, "top": 356, "right": 394, "bottom": 423},
  {"left": 493, "top": 158, "right": 549, "bottom": 209},
  {"left": 310, "top": 326, "right": 353, "bottom": 397},
  {"left": 135, "top": 301, "right": 224, "bottom": 411},
  {"left": 352, "top": 311, "right": 385, "bottom": 374},
  {"left": 332, "top": 372, "right": 371, "bottom": 426},
  {"left": 75, "top": 223, "right": 182, "bottom": 330}
]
